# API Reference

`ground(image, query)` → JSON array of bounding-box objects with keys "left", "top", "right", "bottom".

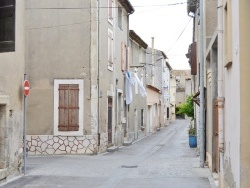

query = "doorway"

[
  {"left": 108, "top": 98, "right": 113, "bottom": 144},
  {"left": 0, "top": 104, "right": 7, "bottom": 169}
]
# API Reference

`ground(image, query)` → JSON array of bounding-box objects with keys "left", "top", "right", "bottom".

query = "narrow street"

[{"left": 1, "top": 120, "right": 216, "bottom": 188}]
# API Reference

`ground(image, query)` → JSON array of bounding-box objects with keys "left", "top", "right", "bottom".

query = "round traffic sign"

[{"left": 24, "top": 80, "right": 30, "bottom": 96}]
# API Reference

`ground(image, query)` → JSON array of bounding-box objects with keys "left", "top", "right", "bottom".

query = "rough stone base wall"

[
  {"left": 128, "top": 130, "right": 146, "bottom": 143},
  {"left": 27, "top": 133, "right": 108, "bottom": 155}
]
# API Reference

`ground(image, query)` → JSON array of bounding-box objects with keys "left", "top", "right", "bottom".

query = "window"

[
  {"left": 118, "top": 5, "right": 122, "bottom": 29},
  {"left": 121, "top": 42, "right": 129, "bottom": 71},
  {"left": 54, "top": 79, "right": 83, "bottom": 136},
  {"left": 108, "top": 29, "right": 114, "bottom": 70},
  {"left": 0, "top": 0, "right": 15, "bottom": 53},
  {"left": 121, "top": 42, "right": 126, "bottom": 71},
  {"left": 118, "top": 92, "right": 122, "bottom": 124},
  {"left": 141, "top": 109, "right": 144, "bottom": 127},
  {"left": 135, "top": 78, "right": 138, "bottom": 94},
  {"left": 224, "top": 1, "right": 232, "bottom": 67},
  {"left": 108, "top": 0, "right": 114, "bottom": 25},
  {"left": 139, "top": 48, "right": 143, "bottom": 63}
]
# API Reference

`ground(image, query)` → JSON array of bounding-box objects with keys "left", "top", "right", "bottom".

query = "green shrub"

[{"left": 176, "top": 95, "right": 194, "bottom": 120}]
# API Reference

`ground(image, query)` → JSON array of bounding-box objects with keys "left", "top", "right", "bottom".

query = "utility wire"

[
  {"left": 166, "top": 17, "right": 192, "bottom": 54},
  {"left": 25, "top": 1, "right": 189, "bottom": 30},
  {"left": 25, "top": 2, "right": 197, "bottom": 10}
]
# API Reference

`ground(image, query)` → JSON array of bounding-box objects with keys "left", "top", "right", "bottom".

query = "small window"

[
  {"left": 141, "top": 109, "right": 144, "bottom": 127},
  {"left": 108, "top": 29, "right": 114, "bottom": 70},
  {"left": 135, "top": 80, "right": 138, "bottom": 95},
  {"left": 118, "top": 6, "right": 122, "bottom": 29},
  {"left": 0, "top": 0, "right": 15, "bottom": 53}
]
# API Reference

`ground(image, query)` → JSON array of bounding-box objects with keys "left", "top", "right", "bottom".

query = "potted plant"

[
  {"left": 188, "top": 125, "right": 197, "bottom": 148},
  {"left": 176, "top": 95, "right": 197, "bottom": 148}
]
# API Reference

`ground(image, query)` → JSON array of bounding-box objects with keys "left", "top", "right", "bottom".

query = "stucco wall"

[
  {"left": 223, "top": 0, "right": 240, "bottom": 187},
  {"left": 25, "top": 1, "right": 91, "bottom": 135},
  {"left": 239, "top": 1, "right": 250, "bottom": 187},
  {"left": 0, "top": 0, "right": 25, "bottom": 181}
]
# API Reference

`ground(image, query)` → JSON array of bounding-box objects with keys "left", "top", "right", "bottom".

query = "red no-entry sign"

[{"left": 24, "top": 80, "right": 30, "bottom": 96}]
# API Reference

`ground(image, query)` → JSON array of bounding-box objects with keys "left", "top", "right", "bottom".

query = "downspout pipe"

[
  {"left": 124, "top": 12, "right": 131, "bottom": 140},
  {"left": 217, "top": 0, "right": 225, "bottom": 186},
  {"left": 199, "top": 0, "right": 205, "bottom": 168},
  {"left": 97, "top": 0, "right": 101, "bottom": 147}
]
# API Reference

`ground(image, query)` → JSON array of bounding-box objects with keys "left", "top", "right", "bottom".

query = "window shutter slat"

[
  {"left": 58, "top": 84, "right": 79, "bottom": 131},
  {"left": 121, "top": 42, "right": 125, "bottom": 71}
]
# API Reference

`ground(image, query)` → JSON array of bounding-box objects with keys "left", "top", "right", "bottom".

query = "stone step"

[
  {"left": 123, "top": 141, "right": 132, "bottom": 146},
  {"left": 107, "top": 146, "right": 119, "bottom": 152}
]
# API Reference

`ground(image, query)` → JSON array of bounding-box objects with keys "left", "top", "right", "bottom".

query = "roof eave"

[{"left": 118, "top": 0, "right": 135, "bottom": 14}]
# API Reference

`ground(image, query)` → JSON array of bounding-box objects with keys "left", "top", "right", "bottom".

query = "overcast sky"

[{"left": 129, "top": 0, "right": 193, "bottom": 70}]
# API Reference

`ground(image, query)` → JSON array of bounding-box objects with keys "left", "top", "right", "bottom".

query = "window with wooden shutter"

[
  {"left": 121, "top": 42, "right": 126, "bottom": 71},
  {"left": 0, "top": 0, "right": 15, "bottom": 53},
  {"left": 58, "top": 84, "right": 79, "bottom": 131},
  {"left": 126, "top": 46, "right": 130, "bottom": 70},
  {"left": 108, "top": 29, "right": 114, "bottom": 70},
  {"left": 191, "top": 42, "right": 197, "bottom": 75}
]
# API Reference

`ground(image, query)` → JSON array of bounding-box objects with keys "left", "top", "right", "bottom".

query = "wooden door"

[
  {"left": 108, "top": 98, "right": 112, "bottom": 144},
  {"left": 214, "top": 99, "right": 219, "bottom": 172}
]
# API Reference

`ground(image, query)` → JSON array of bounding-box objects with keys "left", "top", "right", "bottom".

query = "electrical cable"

[{"left": 166, "top": 17, "right": 192, "bottom": 53}]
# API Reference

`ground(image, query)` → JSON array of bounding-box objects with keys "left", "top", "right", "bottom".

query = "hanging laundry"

[
  {"left": 125, "top": 71, "right": 133, "bottom": 105},
  {"left": 133, "top": 72, "right": 147, "bottom": 97}
]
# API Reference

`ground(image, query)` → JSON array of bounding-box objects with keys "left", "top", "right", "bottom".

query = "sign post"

[{"left": 23, "top": 75, "right": 29, "bottom": 175}]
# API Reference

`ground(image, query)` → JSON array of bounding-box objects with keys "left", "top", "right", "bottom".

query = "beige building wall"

[
  {"left": 25, "top": 0, "right": 134, "bottom": 155},
  {"left": 222, "top": 1, "right": 250, "bottom": 187},
  {"left": 239, "top": 1, "right": 250, "bottom": 187},
  {"left": 147, "top": 87, "right": 160, "bottom": 132},
  {"left": 0, "top": 0, "right": 25, "bottom": 181}
]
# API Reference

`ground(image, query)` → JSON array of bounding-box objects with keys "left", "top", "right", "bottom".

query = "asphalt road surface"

[{"left": 0, "top": 119, "right": 216, "bottom": 188}]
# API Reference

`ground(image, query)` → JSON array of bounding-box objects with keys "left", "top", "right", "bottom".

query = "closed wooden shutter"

[
  {"left": 121, "top": 42, "right": 125, "bottom": 71},
  {"left": 58, "top": 84, "right": 79, "bottom": 131},
  {"left": 126, "top": 46, "right": 130, "bottom": 71},
  {"left": 0, "top": 0, "right": 15, "bottom": 52},
  {"left": 191, "top": 42, "right": 197, "bottom": 75}
]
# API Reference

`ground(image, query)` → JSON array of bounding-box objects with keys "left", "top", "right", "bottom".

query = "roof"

[
  {"left": 129, "top": 30, "right": 148, "bottom": 49},
  {"left": 147, "top": 84, "right": 160, "bottom": 93},
  {"left": 118, "top": 0, "right": 135, "bottom": 14},
  {"left": 161, "top": 51, "right": 167, "bottom": 59},
  {"left": 165, "top": 61, "right": 172, "bottom": 70}
]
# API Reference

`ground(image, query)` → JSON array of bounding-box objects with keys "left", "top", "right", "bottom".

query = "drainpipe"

[
  {"left": 97, "top": 0, "right": 101, "bottom": 148},
  {"left": 217, "top": 0, "right": 225, "bottom": 186},
  {"left": 199, "top": 0, "right": 205, "bottom": 168},
  {"left": 151, "top": 37, "right": 155, "bottom": 85},
  {"left": 124, "top": 13, "right": 131, "bottom": 141}
]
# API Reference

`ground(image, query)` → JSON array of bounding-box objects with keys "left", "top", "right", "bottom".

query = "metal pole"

[
  {"left": 23, "top": 74, "right": 27, "bottom": 174},
  {"left": 199, "top": 0, "right": 205, "bottom": 168}
]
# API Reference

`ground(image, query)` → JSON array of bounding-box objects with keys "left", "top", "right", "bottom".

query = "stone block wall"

[{"left": 27, "top": 133, "right": 108, "bottom": 155}]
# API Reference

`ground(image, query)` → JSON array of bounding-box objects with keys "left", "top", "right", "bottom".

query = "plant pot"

[{"left": 189, "top": 135, "right": 197, "bottom": 148}]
